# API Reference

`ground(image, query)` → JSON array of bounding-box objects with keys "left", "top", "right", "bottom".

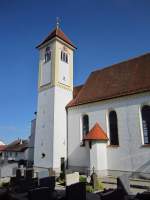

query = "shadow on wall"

[
  {"left": 67, "top": 143, "right": 90, "bottom": 174},
  {"left": 131, "top": 159, "right": 150, "bottom": 179}
]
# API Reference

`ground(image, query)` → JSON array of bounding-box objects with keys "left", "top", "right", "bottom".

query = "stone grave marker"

[{"left": 66, "top": 172, "right": 79, "bottom": 186}]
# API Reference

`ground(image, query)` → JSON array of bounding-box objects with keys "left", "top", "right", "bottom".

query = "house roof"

[
  {"left": 36, "top": 27, "right": 76, "bottom": 49},
  {"left": 0, "top": 145, "right": 6, "bottom": 151},
  {"left": 73, "top": 85, "right": 83, "bottom": 99},
  {"left": 84, "top": 122, "right": 108, "bottom": 141},
  {"left": 4, "top": 139, "right": 28, "bottom": 152},
  {"left": 67, "top": 53, "right": 150, "bottom": 108}
]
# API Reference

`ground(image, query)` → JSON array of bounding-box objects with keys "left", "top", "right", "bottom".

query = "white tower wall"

[{"left": 34, "top": 88, "right": 55, "bottom": 169}]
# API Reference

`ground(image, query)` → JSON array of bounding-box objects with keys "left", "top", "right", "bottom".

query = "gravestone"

[
  {"left": 117, "top": 174, "right": 131, "bottom": 195},
  {"left": 66, "top": 182, "right": 86, "bottom": 200},
  {"left": 16, "top": 169, "right": 22, "bottom": 179},
  {"left": 66, "top": 172, "right": 79, "bottom": 186},
  {"left": 38, "top": 170, "right": 49, "bottom": 179},
  {"left": 39, "top": 176, "right": 55, "bottom": 190},
  {"left": 25, "top": 169, "right": 33, "bottom": 180}
]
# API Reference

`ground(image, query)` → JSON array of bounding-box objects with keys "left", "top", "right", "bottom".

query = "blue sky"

[{"left": 0, "top": 0, "right": 150, "bottom": 144}]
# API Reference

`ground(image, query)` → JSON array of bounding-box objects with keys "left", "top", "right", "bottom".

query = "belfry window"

[
  {"left": 141, "top": 105, "right": 150, "bottom": 144},
  {"left": 45, "top": 46, "right": 51, "bottom": 62},
  {"left": 82, "top": 114, "right": 89, "bottom": 138},
  {"left": 61, "top": 51, "right": 68, "bottom": 63},
  {"left": 109, "top": 110, "right": 119, "bottom": 145}
]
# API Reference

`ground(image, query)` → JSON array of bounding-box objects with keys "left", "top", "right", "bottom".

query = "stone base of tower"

[{"left": 34, "top": 166, "right": 61, "bottom": 178}]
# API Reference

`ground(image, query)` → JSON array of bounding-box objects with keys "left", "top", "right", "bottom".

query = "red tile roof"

[
  {"left": 67, "top": 53, "right": 150, "bottom": 108},
  {"left": 73, "top": 85, "right": 83, "bottom": 99},
  {"left": 84, "top": 123, "right": 108, "bottom": 141},
  {"left": 0, "top": 145, "right": 6, "bottom": 151},
  {"left": 4, "top": 140, "right": 28, "bottom": 152},
  {"left": 36, "top": 27, "right": 76, "bottom": 49}
]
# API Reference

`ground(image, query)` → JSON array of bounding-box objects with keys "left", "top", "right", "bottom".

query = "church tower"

[{"left": 34, "top": 23, "right": 76, "bottom": 174}]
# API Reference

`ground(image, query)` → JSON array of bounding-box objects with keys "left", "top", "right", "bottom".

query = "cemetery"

[{"left": 0, "top": 167, "right": 150, "bottom": 200}]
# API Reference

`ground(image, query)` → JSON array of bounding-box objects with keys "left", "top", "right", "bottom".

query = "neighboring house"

[
  {"left": 1, "top": 139, "right": 28, "bottom": 162},
  {"left": 0, "top": 142, "right": 6, "bottom": 162},
  {"left": 0, "top": 118, "right": 36, "bottom": 168},
  {"left": 34, "top": 24, "right": 150, "bottom": 178}
]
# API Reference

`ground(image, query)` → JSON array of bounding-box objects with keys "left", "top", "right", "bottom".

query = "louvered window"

[{"left": 141, "top": 105, "right": 150, "bottom": 144}]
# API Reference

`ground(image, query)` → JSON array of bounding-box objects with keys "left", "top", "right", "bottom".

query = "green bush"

[
  {"left": 79, "top": 175, "right": 87, "bottom": 182},
  {"left": 95, "top": 179, "right": 104, "bottom": 191},
  {"left": 86, "top": 185, "right": 94, "bottom": 193},
  {"left": 1, "top": 182, "right": 9, "bottom": 188}
]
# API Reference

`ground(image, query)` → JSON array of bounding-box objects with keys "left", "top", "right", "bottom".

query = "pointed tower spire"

[{"left": 36, "top": 21, "right": 76, "bottom": 49}]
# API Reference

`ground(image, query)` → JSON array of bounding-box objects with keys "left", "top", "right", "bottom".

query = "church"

[{"left": 34, "top": 24, "right": 150, "bottom": 178}]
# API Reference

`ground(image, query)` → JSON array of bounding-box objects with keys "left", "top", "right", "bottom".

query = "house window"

[
  {"left": 141, "top": 105, "right": 150, "bottom": 144},
  {"left": 61, "top": 51, "right": 68, "bottom": 63},
  {"left": 45, "top": 46, "right": 51, "bottom": 62},
  {"left": 109, "top": 110, "right": 119, "bottom": 145}
]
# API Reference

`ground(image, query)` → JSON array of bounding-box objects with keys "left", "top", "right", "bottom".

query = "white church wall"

[
  {"left": 68, "top": 92, "right": 150, "bottom": 175},
  {"left": 68, "top": 108, "right": 90, "bottom": 169},
  {"left": 96, "top": 142, "right": 107, "bottom": 171},
  {"left": 34, "top": 88, "right": 55, "bottom": 169}
]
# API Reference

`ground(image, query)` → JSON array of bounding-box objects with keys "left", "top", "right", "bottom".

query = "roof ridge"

[{"left": 92, "top": 52, "right": 150, "bottom": 74}]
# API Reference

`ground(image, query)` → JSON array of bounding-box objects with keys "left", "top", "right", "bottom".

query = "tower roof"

[
  {"left": 84, "top": 122, "right": 108, "bottom": 141},
  {"left": 36, "top": 27, "right": 76, "bottom": 49}
]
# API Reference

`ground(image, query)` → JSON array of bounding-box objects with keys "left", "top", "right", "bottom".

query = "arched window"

[
  {"left": 66, "top": 54, "right": 68, "bottom": 63},
  {"left": 61, "top": 51, "right": 63, "bottom": 60},
  {"left": 109, "top": 110, "right": 119, "bottom": 145},
  {"left": 61, "top": 51, "right": 68, "bottom": 63},
  {"left": 63, "top": 52, "right": 66, "bottom": 61},
  {"left": 45, "top": 46, "right": 51, "bottom": 62},
  {"left": 82, "top": 114, "right": 89, "bottom": 138},
  {"left": 141, "top": 105, "right": 150, "bottom": 144}
]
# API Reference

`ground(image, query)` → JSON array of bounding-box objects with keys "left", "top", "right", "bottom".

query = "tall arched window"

[
  {"left": 109, "top": 110, "right": 119, "bottom": 145},
  {"left": 45, "top": 46, "right": 51, "bottom": 62},
  {"left": 141, "top": 105, "right": 150, "bottom": 144},
  {"left": 61, "top": 51, "right": 68, "bottom": 63},
  {"left": 82, "top": 114, "right": 89, "bottom": 138}
]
